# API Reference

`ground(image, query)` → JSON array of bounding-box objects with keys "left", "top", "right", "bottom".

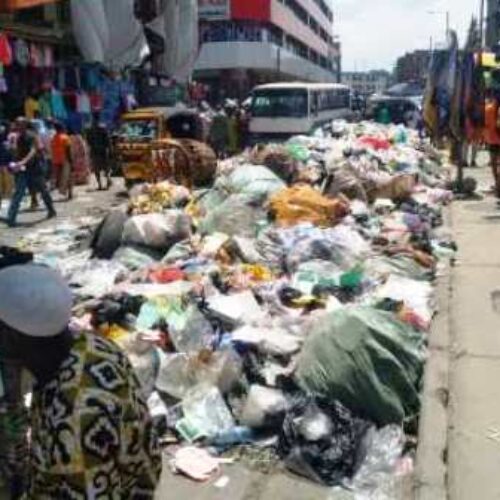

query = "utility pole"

[{"left": 480, "top": 0, "right": 485, "bottom": 47}]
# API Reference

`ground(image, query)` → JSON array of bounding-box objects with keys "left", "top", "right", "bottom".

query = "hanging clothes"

[
  {"left": 77, "top": 92, "right": 92, "bottom": 114},
  {"left": 0, "top": 34, "right": 12, "bottom": 66},
  {"left": 29, "top": 43, "right": 43, "bottom": 68},
  {"left": 0, "top": 64, "right": 7, "bottom": 94},
  {"left": 50, "top": 89, "right": 68, "bottom": 120},
  {"left": 38, "top": 92, "right": 52, "bottom": 118},
  {"left": 89, "top": 92, "right": 103, "bottom": 112},
  {"left": 42, "top": 45, "right": 54, "bottom": 68},
  {"left": 13, "top": 39, "right": 30, "bottom": 67}
]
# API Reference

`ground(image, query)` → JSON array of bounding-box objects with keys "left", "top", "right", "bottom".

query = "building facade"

[
  {"left": 394, "top": 50, "right": 432, "bottom": 84},
  {"left": 342, "top": 70, "right": 391, "bottom": 96},
  {"left": 487, "top": 0, "right": 500, "bottom": 49},
  {"left": 195, "top": 0, "right": 341, "bottom": 101}
]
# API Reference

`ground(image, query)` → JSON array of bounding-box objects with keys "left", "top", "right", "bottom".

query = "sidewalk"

[
  {"left": 447, "top": 169, "right": 500, "bottom": 500},
  {"left": 417, "top": 166, "right": 500, "bottom": 500}
]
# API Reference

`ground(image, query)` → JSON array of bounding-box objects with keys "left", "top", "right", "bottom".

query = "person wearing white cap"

[{"left": 0, "top": 264, "right": 161, "bottom": 499}]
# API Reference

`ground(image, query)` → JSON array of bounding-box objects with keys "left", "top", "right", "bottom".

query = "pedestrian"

[
  {"left": 227, "top": 107, "right": 240, "bottom": 155},
  {"left": 69, "top": 131, "right": 91, "bottom": 186},
  {"left": 483, "top": 89, "right": 500, "bottom": 198},
  {"left": 85, "top": 113, "right": 112, "bottom": 190},
  {"left": 6, "top": 119, "right": 39, "bottom": 211},
  {"left": 6, "top": 119, "right": 56, "bottom": 227},
  {"left": 209, "top": 107, "right": 229, "bottom": 159},
  {"left": 0, "top": 264, "right": 162, "bottom": 498},
  {"left": 0, "top": 124, "right": 13, "bottom": 211},
  {"left": 50, "top": 122, "right": 72, "bottom": 199}
]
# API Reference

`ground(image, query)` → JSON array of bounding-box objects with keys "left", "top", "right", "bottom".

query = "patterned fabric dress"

[
  {"left": 70, "top": 135, "right": 91, "bottom": 186},
  {"left": 28, "top": 332, "right": 161, "bottom": 499},
  {"left": 0, "top": 363, "right": 29, "bottom": 497}
]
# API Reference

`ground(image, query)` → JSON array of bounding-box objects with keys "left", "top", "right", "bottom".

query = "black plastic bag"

[
  {"left": 278, "top": 395, "right": 372, "bottom": 486},
  {"left": 0, "top": 246, "right": 33, "bottom": 270}
]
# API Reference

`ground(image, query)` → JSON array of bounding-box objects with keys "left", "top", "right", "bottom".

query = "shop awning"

[{"left": 0, "top": 0, "right": 58, "bottom": 11}]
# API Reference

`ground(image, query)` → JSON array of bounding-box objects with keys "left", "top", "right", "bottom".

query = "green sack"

[{"left": 296, "top": 306, "right": 425, "bottom": 425}]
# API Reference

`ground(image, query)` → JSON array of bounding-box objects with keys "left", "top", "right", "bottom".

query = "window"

[
  {"left": 251, "top": 89, "right": 309, "bottom": 118},
  {"left": 118, "top": 119, "right": 158, "bottom": 140}
]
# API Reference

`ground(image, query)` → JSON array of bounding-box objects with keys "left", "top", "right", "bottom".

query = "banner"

[{"left": 198, "top": 0, "right": 229, "bottom": 20}]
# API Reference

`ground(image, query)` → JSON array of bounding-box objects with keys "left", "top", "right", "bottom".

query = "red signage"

[{"left": 230, "top": 0, "right": 271, "bottom": 21}]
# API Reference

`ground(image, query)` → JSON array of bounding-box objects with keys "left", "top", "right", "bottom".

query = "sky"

[{"left": 333, "top": 0, "right": 479, "bottom": 72}]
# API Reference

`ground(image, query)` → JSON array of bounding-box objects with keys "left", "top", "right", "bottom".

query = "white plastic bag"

[{"left": 122, "top": 211, "right": 192, "bottom": 250}]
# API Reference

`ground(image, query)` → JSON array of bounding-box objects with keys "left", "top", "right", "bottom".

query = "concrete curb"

[{"left": 414, "top": 207, "right": 454, "bottom": 500}]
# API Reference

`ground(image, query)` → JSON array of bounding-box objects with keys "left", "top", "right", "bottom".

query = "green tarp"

[{"left": 295, "top": 307, "right": 425, "bottom": 425}]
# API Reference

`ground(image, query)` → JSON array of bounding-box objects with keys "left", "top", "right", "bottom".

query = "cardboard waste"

[{"left": 8, "top": 121, "right": 457, "bottom": 491}]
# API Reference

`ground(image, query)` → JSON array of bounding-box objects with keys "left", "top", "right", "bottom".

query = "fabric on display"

[
  {"left": 0, "top": 33, "right": 12, "bottom": 66},
  {"left": 13, "top": 39, "right": 30, "bottom": 67}
]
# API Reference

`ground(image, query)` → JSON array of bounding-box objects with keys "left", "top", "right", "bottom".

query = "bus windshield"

[{"left": 251, "top": 89, "right": 309, "bottom": 118}]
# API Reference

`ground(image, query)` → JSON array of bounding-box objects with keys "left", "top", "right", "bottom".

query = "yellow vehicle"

[{"left": 115, "top": 106, "right": 215, "bottom": 188}]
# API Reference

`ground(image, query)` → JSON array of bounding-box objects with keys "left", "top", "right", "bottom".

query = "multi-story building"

[
  {"left": 487, "top": 0, "right": 500, "bottom": 49},
  {"left": 195, "top": 0, "right": 341, "bottom": 102},
  {"left": 394, "top": 50, "right": 432, "bottom": 84},
  {"left": 342, "top": 70, "right": 392, "bottom": 96}
]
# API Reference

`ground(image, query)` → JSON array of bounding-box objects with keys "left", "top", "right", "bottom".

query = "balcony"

[{"left": 194, "top": 41, "right": 336, "bottom": 83}]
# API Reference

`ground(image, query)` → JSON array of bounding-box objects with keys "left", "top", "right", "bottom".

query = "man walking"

[
  {"left": 86, "top": 113, "right": 112, "bottom": 190},
  {"left": 6, "top": 119, "right": 55, "bottom": 228}
]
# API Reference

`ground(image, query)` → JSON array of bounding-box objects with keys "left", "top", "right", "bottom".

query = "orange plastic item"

[{"left": 269, "top": 185, "right": 349, "bottom": 228}]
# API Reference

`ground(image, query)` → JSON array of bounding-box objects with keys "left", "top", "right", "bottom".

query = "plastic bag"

[
  {"left": 286, "top": 143, "right": 310, "bottom": 162},
  {"left": 295, "top": 307, "right": 425, "bottom": 425},
  {"left": 348, "top": 425, "right": 406, "bottom": 499},
  {"left": 199, "top": 193, "right": 267, "bottom": 238},
  {"left": 221, "top": 164, "right": 285, "bottom": 200},
  {"left": 156, "top": 349, "right": 242, "bottom": 400},
  {"left": 278, "top": 395, "right": 372, "bottom": 486},
  {"left": 113, "top": 244, "right": 162, "bottom": 270},
  {"left": 91, "top": 208, "right": 128, "bottom": 259},
  {"left": 67, "top": 260, "right": 128, "bottom": 298},
  {"left": 122, "top": 211, "right": 192, "bottom": 251},
  {"left": 232, "top": 325, "right": 302, "bottom": 357},
  {"left": 207, "top": 291, "right": 266, "bottom": 327},
  {"left": 285, "top": 224, "right": 371, "bottom": 273},
  {"left": 137, "top": 299, "right": 213, "bottom": 353},
  {"left": 240, "top": 385, "right": 288, "bottom": 429},
  {"left": 269, "top": 185, "right": 350, "bottom": 228},
  {"left": 374, "top": 275, "right": 435, "bottom": 327},
  {"left": 179, "top": 385, "right": 235, "bottom": 439}
]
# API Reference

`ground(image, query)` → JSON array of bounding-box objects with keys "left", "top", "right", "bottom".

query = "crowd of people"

[{"left": 0, "top": 114, "right": 113, "bottom": 227}]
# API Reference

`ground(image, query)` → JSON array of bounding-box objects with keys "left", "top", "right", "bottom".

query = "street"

[
  {"left": 0, "top": 0, "right": 497, "bottom": 498},
  {"left": 2, "top": 167, "right": 499, "bottom": 500}
]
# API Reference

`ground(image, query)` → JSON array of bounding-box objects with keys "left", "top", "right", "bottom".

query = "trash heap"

[{"left": 26, "top": 122, "right": 456, "bottom": 491}]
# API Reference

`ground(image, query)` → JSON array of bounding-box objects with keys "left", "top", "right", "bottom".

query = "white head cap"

[{"left": 0, "top": 264, "right": 73, "bottom": 337}]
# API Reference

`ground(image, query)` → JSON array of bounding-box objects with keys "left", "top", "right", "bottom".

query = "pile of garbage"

[{"left": 24, "top": 122, "right": 456, "bottom": 492}]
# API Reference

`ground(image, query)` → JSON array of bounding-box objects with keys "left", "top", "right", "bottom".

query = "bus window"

[
  {"left": 311, "top": 91, "right": 319, "bottom": 115},
  {"left": 251, "top": 89, "right": 309, "bottom": 118}
]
